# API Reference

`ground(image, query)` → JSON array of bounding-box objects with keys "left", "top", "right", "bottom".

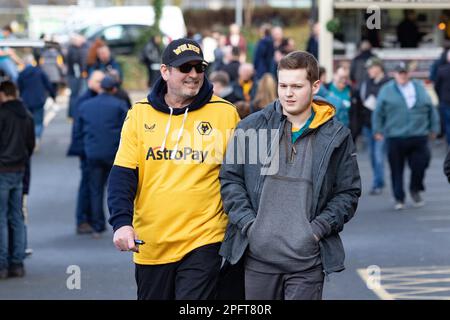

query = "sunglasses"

[{"left": 175, "top": 62, "right": 207, "bottom": 74}]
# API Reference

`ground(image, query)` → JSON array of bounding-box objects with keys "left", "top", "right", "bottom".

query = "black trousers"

[
  {"left": 216, "top": 257, "right": 245, "bottom": 300},
  {"left": 135, "top": 243, "right": 222, "bottom": 300},
  {"left": 386, "top": 136, "right": 431, "bottom": 202}
]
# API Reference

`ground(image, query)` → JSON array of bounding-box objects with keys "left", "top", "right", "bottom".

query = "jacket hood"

[
  {"left": 147, "top": 75, "right": 213, "bottom": 115},
  {"left": 1, "top": 99, "right": 28, "bottom": 118},
  {"left": 261, "top": 97, "right": 336, "bottom": 129},
  {"left": 309, "top": 99, "right": 336, "bottom": 129}
]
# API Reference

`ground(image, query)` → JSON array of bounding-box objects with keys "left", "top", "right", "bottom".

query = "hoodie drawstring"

[
  {"left": 160, "top": 107, "right": 190, "bottom": 160},
  {"left": 171, "top": 108, "right": 189, "bottom": 159},
  {"left": 160, "top": 107, "right": 173, "bottom": 151}
]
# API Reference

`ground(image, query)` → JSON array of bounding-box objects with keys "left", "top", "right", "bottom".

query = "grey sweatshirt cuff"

[{"left": 310, "top": 217, "right": 332, "bottom": 240}]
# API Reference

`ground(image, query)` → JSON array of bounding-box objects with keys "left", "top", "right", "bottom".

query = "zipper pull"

[{"left": 290, "top": 145, "right": 297, "bottom": 162}]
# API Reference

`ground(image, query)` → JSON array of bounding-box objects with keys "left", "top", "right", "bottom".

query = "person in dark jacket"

[
  {"left": 396, "top": 10, "right": 422, "bottom": 48},
  {"left": 352, "top": 58, "right": 391, "bottom": 195},
  {"left": 429, "top": 48, "right": 449, "bottom": 139},
  {"left": 350, "top": 40, "right": 376, "bottom": 89},
  {"left": 306, "top": 22, "right": 319, "bottom": 60},
  {"left": 88, "top": 44, "right": 123, "bottom": 81},
  {"left": 253, "top": 24, "right": 274, "bottom": 80},
  {"left": 219, "top": 51, "right": 361, "bottom": 300},
  {"left": 434, "top": 50, "right": 450, "bottom": 145},
  {"left": 444, "top": 149, "right": 450, "bottom": 183},
  {"left": 0, "top": 81, "right": 35, "bottom": 279},
  {"left": 66, "top": 33, "right": 89, "bottom": 119},
  {"left": 67, "top": 70, "right": 105, "bottom": 235},
  {"left": 17, "top": 55, "right": 56, "bottom": 143},
  {"left": 73, "top": 76, "right": 128, "bottom": 237},
  {"left": 140, "top": 35, "right": 163, "bottom": 89},
  {"left": 210, "top": 70, "right": 241, "bottom": 104},
  {"left": 220, "top": 46, "right": 241, "bottom": 84}
]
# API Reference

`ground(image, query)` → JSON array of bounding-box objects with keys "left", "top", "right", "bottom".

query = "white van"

[
  {"left": 67, "top": 6, "right": 186, "bottom": 41},
  {"left": 28, "top": 5, "right": 187, "bottom": 43}
]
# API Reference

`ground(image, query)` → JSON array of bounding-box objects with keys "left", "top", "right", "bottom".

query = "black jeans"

[
  {"left": 135, "top": 243, "right": 222, "bottom": 300},
  {"left": 386, "top": 136, "right": 431, "bottom": 202}
]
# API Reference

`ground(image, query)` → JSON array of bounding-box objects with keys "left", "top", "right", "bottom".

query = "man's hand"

[
  {"left": 374, "top": 133, "right": 384, "bottom": 141},
  {"left": 113, "top": 226, "right": 139, "bottom": 253},
  {"left": 429, "top": 133, "right": 437, "bottom": 140}
]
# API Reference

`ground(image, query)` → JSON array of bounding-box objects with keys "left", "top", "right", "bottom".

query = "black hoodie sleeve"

[
  {"left": 26, "top": 111, "right": 36, "bottom": 157},
  {"left": 107, "top": 165, "right": 138, "bottom": 232}
]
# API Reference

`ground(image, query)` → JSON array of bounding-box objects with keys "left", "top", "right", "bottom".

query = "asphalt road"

[{"left": 1, "top": 92, "right": 450, "bottom": 300}]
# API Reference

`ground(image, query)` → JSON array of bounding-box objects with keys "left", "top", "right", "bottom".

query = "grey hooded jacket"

[{"left": 218, "top": 99, "right": 361, "bottom": 275}]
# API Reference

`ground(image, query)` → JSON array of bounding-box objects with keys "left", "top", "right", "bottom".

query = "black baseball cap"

[{"left": 162, "top": 38, "right": 206, "bottom": 67}]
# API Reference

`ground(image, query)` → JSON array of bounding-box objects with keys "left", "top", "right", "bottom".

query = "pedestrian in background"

[
  {"left": 325, "top": 66, "right": 352, "bottom": 127},
  {"left": 249, "top": 72, "right": 276, "bottom": 114},
  {"left": 0, "top": 81, "right": 35, "bottom": 279},
  {"left": 220, "top": 46, "right": 241, "bottom": 84},
  {"left": 210, "top": 70, "right": 241, "bottom": 104},
  {"left": 108, "top": 38, "right": 240, "bottom": 300},
  {"left": 66, "top": 33, "right": 89, "bottom": 119},
  {"left": 74, "top": 76, "right": 128, "bottom": 238},
  {"left": 86, "top": 38, "right": 105, "bottom": 71},
  {"left": 444, "top": 149, "right": 450, "bottom": 183},
  {"left": 225, "top": 23, "right": 247, "bottom": 63},
  {"left": 18, "top": 54, "right": 56, "bottom": 149},
  {"left": 306, "top": 22, "right": 319, "bottom": 60},
  {"left": 253, "top": 23, "right": 274, "bottom": 80},
  {"left": 39, "top": 41, "right": 66, "bottom": 95},
  {"left": 67, "top": 70, "right": 105, "bottom": 235},
  {"left": 88, "top": 44, "right": 123, "bottom": 81},
  {"left": 140, "top": 35, "right": 163, "bottom": 89},
  {"left": 372, "top": 62, "right": 440, "bottom": 210},
  {"left": 352, "top": 57, "right": 390, "bottom": 195},
  {"left": 0, "top": 25, "right": 22, "bottom": 83},
  {"left": 350, "top": 40, "right": 376, "bottom": 90},
  {"left": 21, "top": 158, "right": 33, "bottom": 257},
  {"left": 429, "top": 48, "right": 449, "bottom": 140},
  {"left": 434, "top": 50, "right": 450, "bottom": 146},
  {"left": 233, "top": 63, "right": 257, "bottom": 105},
  {"left": 219, "top": 51, "right": 361, "bottom": 300}
]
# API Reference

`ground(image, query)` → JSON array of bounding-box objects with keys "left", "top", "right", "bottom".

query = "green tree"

[
  {"left": 135, "top": 0, "right": 164, "bottom": 55},
  {"left": 151, "top": 0, "right": 163, "bottom": 36}
]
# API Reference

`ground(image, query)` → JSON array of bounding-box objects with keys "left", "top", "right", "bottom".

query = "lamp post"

[{"left": 319, "top": 0, "right": 334, "bottom": 82}]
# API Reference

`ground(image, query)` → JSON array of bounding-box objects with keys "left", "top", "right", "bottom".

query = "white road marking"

[
  {"left": 417, "top": 216, "right": 450, "bottom": 221},
  {"left": 358, "top": 266, "right": 450, "bottom": 300}
]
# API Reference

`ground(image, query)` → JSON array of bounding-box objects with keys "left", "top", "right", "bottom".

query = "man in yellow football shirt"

[{"left": 107, "top": 38, "right": 240, "bottom": 300}]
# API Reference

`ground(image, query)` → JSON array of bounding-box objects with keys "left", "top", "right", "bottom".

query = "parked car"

[{"left": 83, "top": 24, "right": 154, "bottom": 56}]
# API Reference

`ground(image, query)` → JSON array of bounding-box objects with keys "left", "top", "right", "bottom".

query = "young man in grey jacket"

[{"left": 219, "top": 51, "right": 361, "bottom": 300}]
